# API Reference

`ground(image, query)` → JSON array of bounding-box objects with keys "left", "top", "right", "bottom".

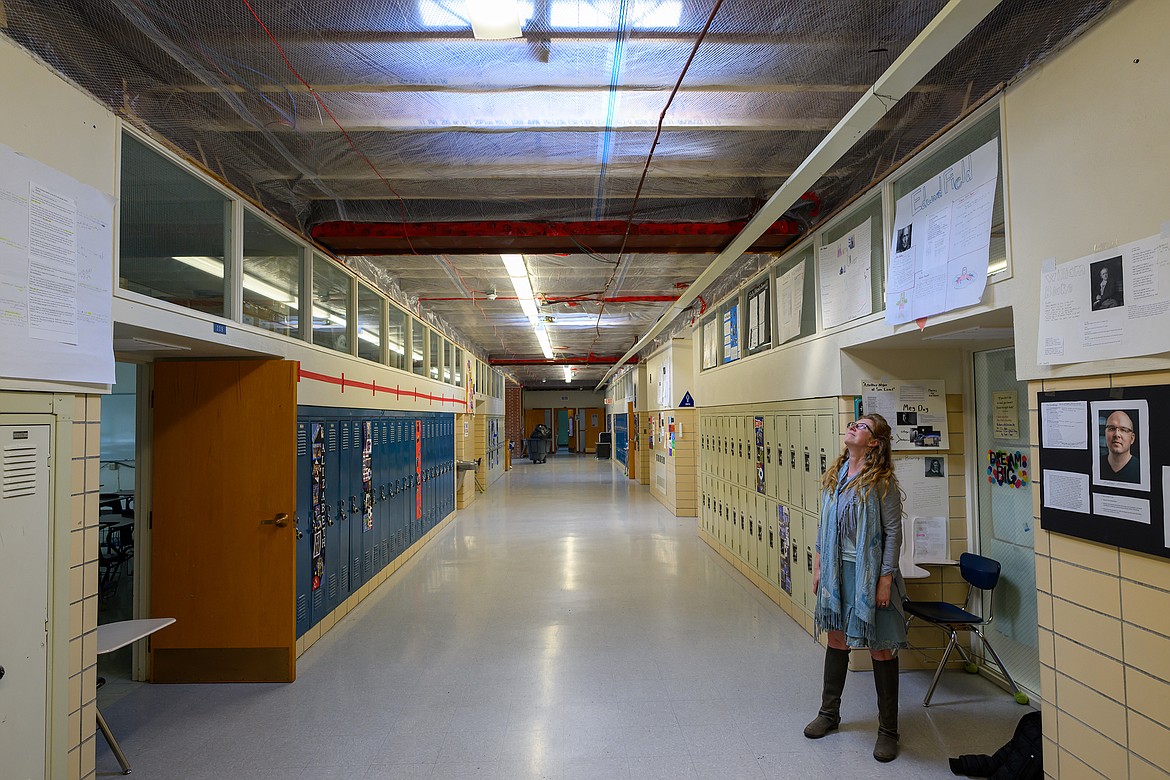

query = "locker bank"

[{"left": 2, "top": 2, "right": 1170, "bottom": 779}]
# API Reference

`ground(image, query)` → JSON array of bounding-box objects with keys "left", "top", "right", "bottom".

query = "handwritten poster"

[
  {"left": 819, "top": 218, "right": 872, "bottom": 329},
  {"left": 861, "top": 379, "right": 950, "bottom": 451},
  {"left": 886, "top": 138, "right": 999, "bottom": 325},
  {"left": 702, "top": 318, "right": 719, "bottom": 368},
  {"left": 993, "top": 391, "right": 1020, "bottom": 439},
  {"left": 722, "top": 303, "right": 740, "bottom": 363}
]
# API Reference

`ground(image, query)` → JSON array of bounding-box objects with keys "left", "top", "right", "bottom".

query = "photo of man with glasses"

[{"left": 1099, "top": 409, "right": 1139, "bottom": 483}]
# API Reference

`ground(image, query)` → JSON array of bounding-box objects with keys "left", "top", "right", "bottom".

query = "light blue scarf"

[{"left": 814, "top": 461, "right": 886, "bottom": 643}]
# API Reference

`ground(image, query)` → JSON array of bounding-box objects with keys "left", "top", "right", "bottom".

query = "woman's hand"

[
  {"left": 813, "top": 552, "right": 821, "bottom": 595},
  {"left": 876, "top": 573, "right": 893, "bottom": 609}
]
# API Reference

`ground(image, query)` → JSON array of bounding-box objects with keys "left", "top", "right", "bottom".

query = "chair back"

[{"left": 959, "top": 552, "right": 1000, "bottom": 591}]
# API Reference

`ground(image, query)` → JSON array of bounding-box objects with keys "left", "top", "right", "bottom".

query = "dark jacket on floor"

[{"left": 949, "top": 711, "right": 1042, "bottom": 780}]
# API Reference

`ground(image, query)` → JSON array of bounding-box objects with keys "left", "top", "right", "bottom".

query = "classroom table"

[{"left": 96, "top": 618, "right": 175, "bottom": 775}]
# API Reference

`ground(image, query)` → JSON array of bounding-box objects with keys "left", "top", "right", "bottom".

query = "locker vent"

[
  {"left": 363, "top": 549, "right": 372, "bottom": 575},
  {"left": 341, "top": 564, "right": 349, "bottom": 592},
  {"left": 328, "top": 573, "right": 338, "bottom": 600},
  {"left": 297, "top": 426, "right": 307, "bottom": 457},
  {"left": 296, "top": 594, "right": 308, "bottom": 623},
  {"left": 343, "top": 425, "right": 351, "bottom": 450},
  {"left": 312, "top": 588, "right": 324, "bottom": 613},
  {"left": 381, "top": 540, "right": 389, "bottom": 562},
  {"left": 2, "top": 443, "right": 39, "bottom": 499},
  {"left": 327, "top": 426, "right": 337, "bottom": 452},
  {"left": 353, "top": 555, "right": 361, "bottom": 582}
]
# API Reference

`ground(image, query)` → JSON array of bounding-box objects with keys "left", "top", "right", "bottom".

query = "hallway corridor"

[{"left": 97, "top": 455, "right": 1027, "bottom": 778}]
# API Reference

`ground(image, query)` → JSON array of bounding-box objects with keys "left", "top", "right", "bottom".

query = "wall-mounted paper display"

[
  {"left": 818, "top": 217, "right": 872, "bottom": 329},
  {"left": 1039, "top": 385, "right": 1169, "bottom": 559},
  {"left": 885, "top": 138, "right": 999, "bottom": 325},
  {"left": 861, "top": 380, "right": 950, "bottom": 451},
  {"left": 777, "top": 262, "right": 805, "bottom": 344},
  {"left": 1036, "top": 232, "right": 1170, "bottom": 365}
]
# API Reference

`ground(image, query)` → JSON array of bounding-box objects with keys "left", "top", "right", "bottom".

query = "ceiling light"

[
  {"left": 563, "top": 366, "right": 573, "bottom": 382},
  {"left": 534, "top": 326, "right": 554, "bottom": 359},
  {"left": 469, "top": 0, "right": 523, "bottom": 40},
  {"left": 501, "top": 253, "right": 527, "bottom": 278}
]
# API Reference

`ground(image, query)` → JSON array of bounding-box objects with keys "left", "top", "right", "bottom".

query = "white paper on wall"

[
  {"left": 0, "top": 142, "right": 114, "bottom": 383},
  {"left": 818, "top": 217, "right": 872, "bottom": 329},
  {"left": 1036, "top": 233, "right": 1170, "bottom": 365},
  {"left": 886, "top": 138, "right": 999, "bottom": 324},
  {"left": 777, "top": 262, "right": 805, "bottom": 344},
  {"left": 862, "top": 379, "right": 950, "bottom": 451}
]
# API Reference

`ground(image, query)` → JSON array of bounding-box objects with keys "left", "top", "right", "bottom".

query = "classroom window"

[
  {"left": 356, "top": 282, "right": 383, "bottom": 363},
  {"left": 411, "top": 319, "right": 427, "bottom": 375},
  {"left": 119, "top": 133, "right": 230, "bottom": 317},
  {"left": 387, "top": 306, "right": 407, "bottom": 370},
  {"left": 241, "top": 210, "right": 301, "bottom": 338},
  {"left": 312, "top": 254, "right": 351, "bottom": 353}
]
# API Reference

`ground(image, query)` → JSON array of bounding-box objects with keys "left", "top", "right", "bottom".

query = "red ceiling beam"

[
  {"left": 312, "top": 219, "right": 803, "bottom": 255},
  {"left": 490, "top": 355, "right": 639, "bottom": 366}
]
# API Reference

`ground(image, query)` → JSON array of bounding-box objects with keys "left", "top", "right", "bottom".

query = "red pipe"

[{"left": 312, "top": 218, "right": 803, "bottom": 240}]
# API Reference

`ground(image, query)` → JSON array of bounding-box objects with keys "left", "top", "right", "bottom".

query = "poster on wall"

[
  {"left": 754, "top": 416, "right": 766, "bottom": 493},
  {"left": 885, "top": 138, "right": 999, "bottom": 325},
  {"left": 1036, "top": 232, "right": 1170, "bottom": 366},
  {"left": 310, "top": 423, "right": 327, "bottom": 591},
  {"left": 818, "top": 217, "right": 872, "bottom": 329},
  {"left": 722, "top": 304, "right": 740, "bottom": 362},
  {"left": 0, "top": 142, "right": 115, "bottom": 383},
  {"left": 1038, "top": 385, "right": 1168, "bottom": 558},
  {"left": 777, "top": 503, "right": 792, "bottom": 595},
  {"left": 702, "top": 318, "right": 719, "bottom": 368},
  {"left": 861, "top": 380, "right": 950, "bottom": 450},
  {"left": 777, "top": 262, "right": 805, "bottom": 344},
  {"left": 746, "top": 280, "right": 771, "bottom": 353}
]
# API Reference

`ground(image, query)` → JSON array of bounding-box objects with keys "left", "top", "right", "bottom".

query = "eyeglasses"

[
  {"left": 847, "top": 421, "right": 871, "bottom": 432},
  {"left": 1105, "top": 425, "right": 1134, "bottom": 436}
]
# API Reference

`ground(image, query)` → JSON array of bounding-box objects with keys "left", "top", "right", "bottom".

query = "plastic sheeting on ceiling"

[{"left": 0, "top": 0, "right": 1121, "bottom": 386}]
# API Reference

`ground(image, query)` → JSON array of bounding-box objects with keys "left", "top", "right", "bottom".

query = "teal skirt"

[{"left": 840, "top": 559, "right": 907, "bottom": 651}]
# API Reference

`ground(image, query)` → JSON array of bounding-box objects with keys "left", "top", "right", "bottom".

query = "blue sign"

[
  {"left": 679, "top": 392, "right": 694, "bottom": 407},
  {"left": 213, "top": 323, "right": 227, "bottom": 335}
]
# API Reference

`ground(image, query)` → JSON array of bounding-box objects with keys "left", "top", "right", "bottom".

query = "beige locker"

[
  {"left": 745, "top": 488, "right": 757, "bottom": 571},
  {"left": 817, "top": 413, "right": 836, "bottom": 489},
  {"left": 755, "top": 493, "right": 767, "bottom": 578},
  {"left": 802, "top": 509, "right": 820, "bottom": 612},
  {"left": 762, "top": 415, "right": 777, "bottom": 500},
  {"left": 733, "top": 416, "right": 745, "bottom": 488},
  {"left": 763, "top": 496, "right": 776, "bottom": 584},
  {"left": 773, "top": 414, "right": 789, "bottom": 504},
  {"left": 800, "top": 414, "right": 819, "bottom": 513},
  {"left": 789, "top": 505, "right": 806, "bottom": 611},
  {"left": 718, "top": 416, "right": 727, "bottom": 482},
  {"left": 786, "top": 414, "right": 802, "bottom": 507}
]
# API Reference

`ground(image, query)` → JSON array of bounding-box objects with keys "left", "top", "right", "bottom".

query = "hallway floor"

[{"left": 97, "top": 454, "right": 1031, "bottom": 778}]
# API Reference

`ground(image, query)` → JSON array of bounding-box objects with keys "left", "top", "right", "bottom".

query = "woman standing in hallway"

[{"left": 804, "top": 413, "right": 907, "bottom": 762}]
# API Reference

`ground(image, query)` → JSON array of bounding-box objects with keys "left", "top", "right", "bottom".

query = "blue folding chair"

[{"left": 903, "top": 552, "right": 1030, "bottom": 706}]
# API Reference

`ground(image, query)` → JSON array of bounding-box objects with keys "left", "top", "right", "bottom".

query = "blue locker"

[
  {"left": 324, "top": 419, "right": 344, "bottom": 615},
  {"left": 344, "top": 418, "right": 363, "bottom": 594},
  {"left": 360, "top": 419, "right": 375, "bottom": 584},
  {"left": 295, "top": 420, "right": 312, "bottom": 638},
  {"left": 377, "top": 419, "right": 390, "bottom": 573}
]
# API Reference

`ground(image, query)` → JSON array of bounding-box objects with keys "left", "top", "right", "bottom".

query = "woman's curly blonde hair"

[{"left": 821, "top": 412, "right": 898, "bottom": 500}]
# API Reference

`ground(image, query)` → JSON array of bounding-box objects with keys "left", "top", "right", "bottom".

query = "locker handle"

[
  {"left": 350, "top": 496, "right": 360, "bottom": 513},
  {"left": 790, "top": 448, "right": 796, "bottom": 469},
  {"left": 804, "top": 450, "right": 810, "bottom": 473},
  {"left": 819, "top": 452, "right": 827, "bottom": 474},
  {"left": 766, "top": 447, "right": 771, "bottom": 464},
  {"left": 260, "top": 512, "right": 290, "bottom": 528}
]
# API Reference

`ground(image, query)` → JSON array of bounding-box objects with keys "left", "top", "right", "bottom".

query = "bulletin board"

[{"left": 1038, "top": 384, "right": 1169, "bottom": 558}]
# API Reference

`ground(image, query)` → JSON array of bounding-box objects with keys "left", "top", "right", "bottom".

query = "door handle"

[{"left": 261, "top": 512, "right": 290, "bottom": 528}]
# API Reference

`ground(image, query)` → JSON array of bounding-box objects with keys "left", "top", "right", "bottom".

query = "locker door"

[
  {"left": 730, "top": 417, "right": 741, "bottom": 487},
  {"left": 324, "top": 419, "right": 344, "bottom": 614},
  {"left": 763, "top": 415, "right": 777, "bottom": 500},
  {"left": 360, "top": 419, "right": 376, "bottom": 583},
  {"left": 378, "top": 419, "right": 390, "bottom": 571},
  {"left": 803, "top": 509, "right": 818, "bottom": 611},
  {"left": 736, "top": 486, "right": 747, "bottom": 562},
  {"left": 392, "top": 418, "right": 406, "bottom": 556},
  {"left": 817, "top": 413, "right": 836, "bottom": 504},
  {"left": 773, "top": 415, "right": 789, "bottom": 504},
  {"left": 701, "top": 417, "right": 709, "bottom": 476},
  {"left": 786, "top": 414, "right": 802, "bottom": 508},
  {"left": 344, "top": 418, "right": 362, "bottom": 594},
  {"left": 789, "top": 507, "right": 806, "bottom": 611},
  {"left": 748, "top": 491, "right": 760, "bottom": 573},
  {"left": 764, "top": 497, "right": 776, "bottom": 585},
  {"left": 718, "top": 417, "right": 727, "bottom": 482},
  {"left": 745, "top": 485, "right": 756, "bottom": 569},
  {"left": 801, "top": 414, "right": 819, "bottom": 513},
  {"left": 295, "top": 419, "right": 313, "bottom": 637}
]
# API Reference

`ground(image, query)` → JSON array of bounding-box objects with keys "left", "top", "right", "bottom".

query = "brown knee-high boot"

[
  {"left": 872, "top": 656, "right": 900, "bottom": 761},
  {"left": 804, "top": 647, "right": 850, "bottom": 739}
]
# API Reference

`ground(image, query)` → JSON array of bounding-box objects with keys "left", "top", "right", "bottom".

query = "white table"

[{"left": 96, "top": 618, "right": 175, "bottom": 775}]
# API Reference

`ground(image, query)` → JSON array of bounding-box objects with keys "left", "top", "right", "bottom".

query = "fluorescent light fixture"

[
  {"left": 519, "top": 298, "right": 540, "bottom": 323},
  {"left": 511, "top": 274, "right": 534, "bottom": 301},
  {"left": 563, "top": 366, "right": 573, "bottom": 382},
  {"left": 501, "top": 253, "right": 527, "bottom": 278},
  {"left": 174, "top": 256, "right": 296, "bottom": 304},
  {"left": 469, "top": 0, "right": 523, "bottom": 39},
  {"left": 535, "top": 326, "right": 554, "bottom": 359}
]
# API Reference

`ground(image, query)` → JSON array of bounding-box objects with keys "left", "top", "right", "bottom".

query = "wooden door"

[
  {"left": 583, "top": 407, "right": 603, "bottom": 453},
  {"left": 151, "top": 360, "right": 297, "bottom": 683}
]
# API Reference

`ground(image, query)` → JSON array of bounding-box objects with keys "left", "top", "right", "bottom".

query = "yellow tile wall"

[
  {"left": 70, "top": 394, "right": 100, "bottom": 780},
  {"left": 1032, "top": 370, "right": 1170, "bottom": 780}
]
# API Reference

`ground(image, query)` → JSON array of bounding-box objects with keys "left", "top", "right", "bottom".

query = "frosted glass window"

[
  {"left": 387, "top": 307, "right": 407, "bottom": 370},
  {"left": 312, "top": 255, "right": 350, "bottom": 353},
  {"left": 242, "top": 210, "right": 300, "bottom": 339},
  {"left": 356, "top": 283, "right": 383, "bottom": 363}
]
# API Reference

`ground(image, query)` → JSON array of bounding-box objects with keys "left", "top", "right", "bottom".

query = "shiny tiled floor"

[{"left": 97, "top": 454, "right": 1030, "bottom": 778}]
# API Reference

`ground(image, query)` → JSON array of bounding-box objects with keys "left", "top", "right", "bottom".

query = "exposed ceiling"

[{"left": 2, "top": 0, "right": 1121, "bottom": 387}]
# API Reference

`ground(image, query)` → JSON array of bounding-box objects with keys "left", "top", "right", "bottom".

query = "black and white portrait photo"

[
  {"left": 896, "top": 225, "right": 913, "bottom": 253},
  {"left": 1089, "top": 256, "right": 1124, "bottom": 311},
  {"left": 925, "top": 457, "right": 945, "bottom": 478}
]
